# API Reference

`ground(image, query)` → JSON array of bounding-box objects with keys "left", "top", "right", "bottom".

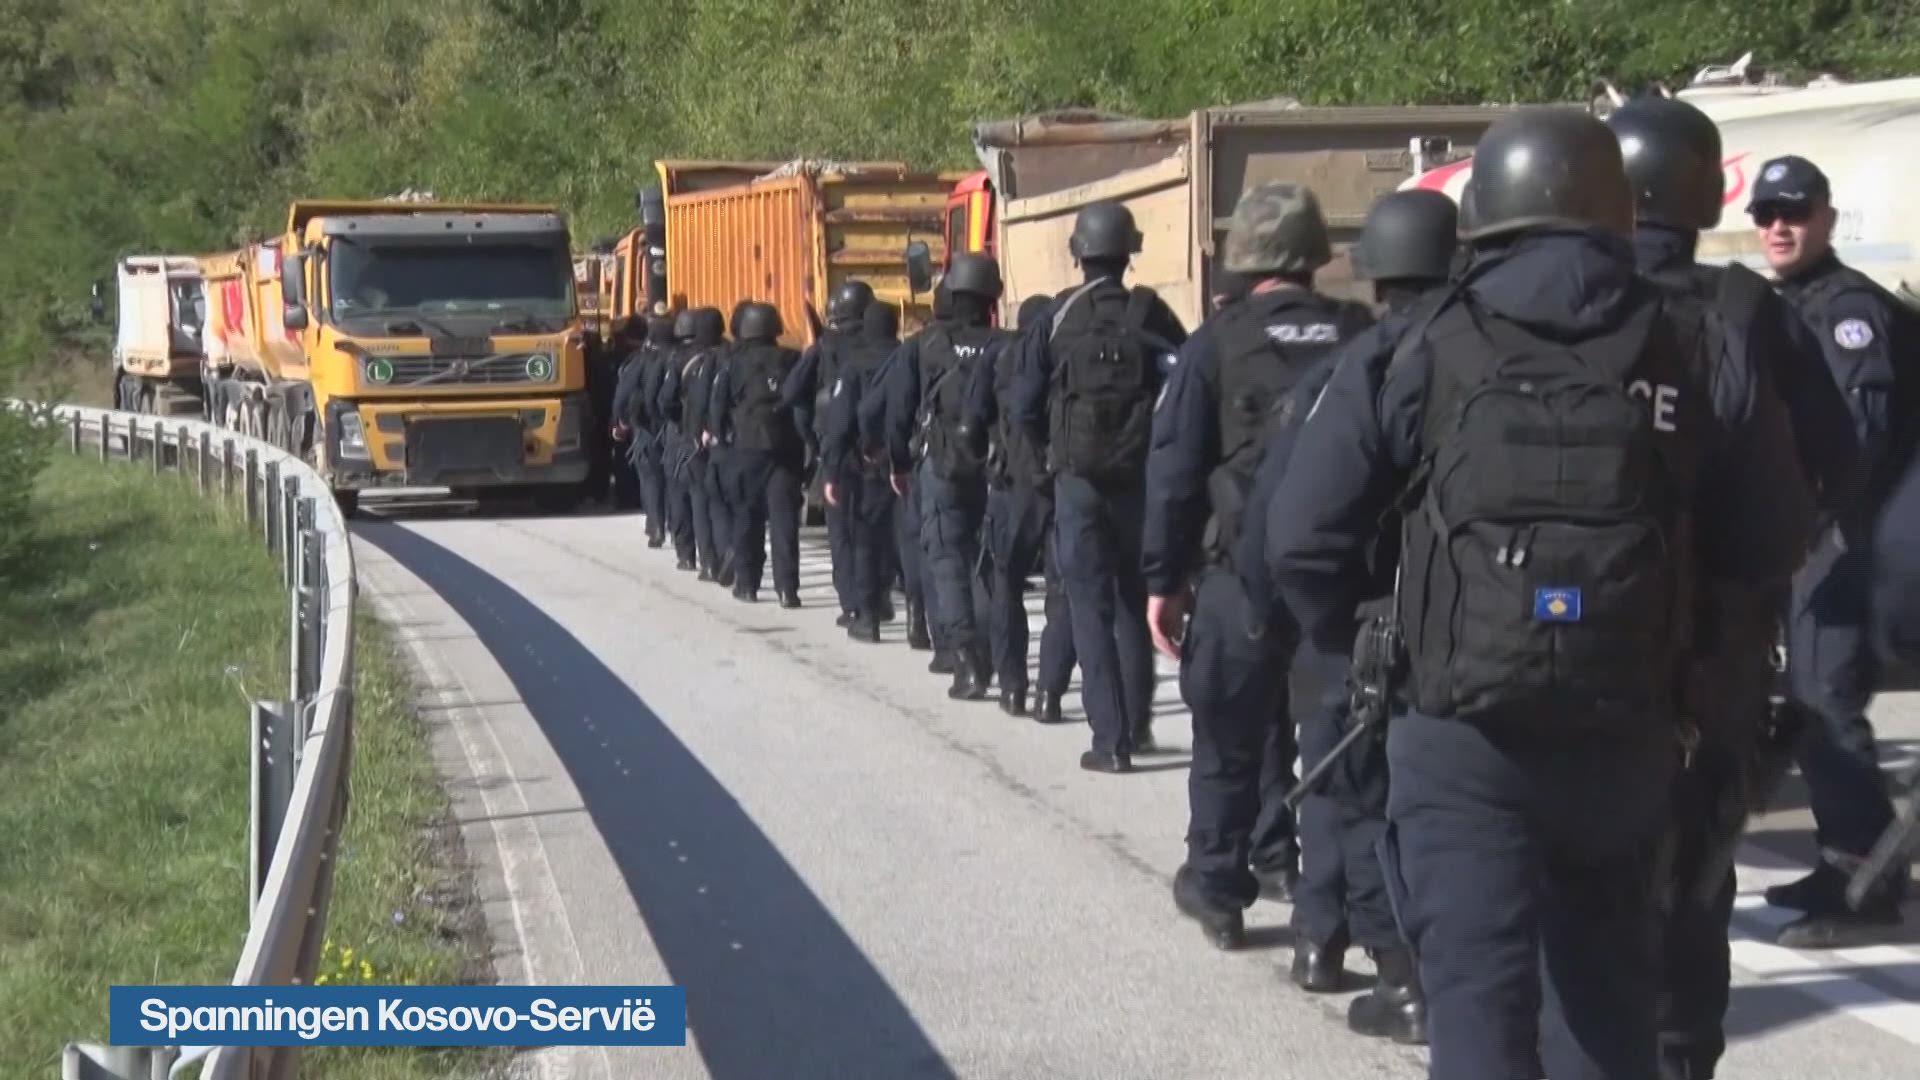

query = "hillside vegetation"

[{"left": 0, "top": 0, "right": 1915, "bottom": 386}]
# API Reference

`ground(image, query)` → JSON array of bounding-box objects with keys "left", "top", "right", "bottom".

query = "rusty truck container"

[
  {"left": 975, "top": 104, "right": 1521, "bottom": 326},
  {"left": 655, "top": 159, "right": 965, "bottom": 345}
]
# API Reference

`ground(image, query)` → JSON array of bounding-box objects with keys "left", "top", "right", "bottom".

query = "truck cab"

[
  {"left": 942, "top": 170, "right": 995, "bottom": 269},
  {"left": 275, "top": 201, "right": 593, "bottom": 513}
]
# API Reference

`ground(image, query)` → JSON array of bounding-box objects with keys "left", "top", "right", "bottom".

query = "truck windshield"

[{"left": 328, "top": 239, "right": 574, "bottom": 329}]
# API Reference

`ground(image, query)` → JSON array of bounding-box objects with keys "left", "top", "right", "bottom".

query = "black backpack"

[
  {"left": 727, "top": 344, "right": 795, "bottom": 452},
  {"left": 1047, "top": 282, "right": 1161, "bottom": 483},
  {"left": 1395, "top": 283, "right": 1704, "bottom": 723},
  {"left": 918, "top": 325, "right": 993, "bottom": 480}
]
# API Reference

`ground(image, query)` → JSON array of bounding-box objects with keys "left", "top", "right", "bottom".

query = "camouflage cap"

[{"left": 1221, "top": 181, "right": 1332, "bottom": 275}]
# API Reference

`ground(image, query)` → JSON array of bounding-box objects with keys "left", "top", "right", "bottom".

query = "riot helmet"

[
  {"left": 1605, "top": 95, "right": 1725, "bottom": 231},
  {"left": 1221, "top": 181, "right": 1332, "bottom": 276},
  {"left": 1459, "top": 108, "right": 1634, "bottom": 241},
  {"left": 690, "top": 307, "right": 725, "bottom": 346},
  {"left": 671, "top": 309, "right": 697, "bottom": 342},
  {"left": 646, "top": 314, "right": 676, "bottom": 344},
  {"left": 862, "top": 301, "right": 900, "bottom": 342},
  {"left": 1354, "top": 189, "right": 1460, "bottom": 282},
  {"left": 1068, "top": 201, "right": 1143, "bottom": 260},
  {"left": 931, "top": 281, "right": 953, "bottom": 322},
  {"left": 943, "top": 252, "right": 1004, "bottom": 300},
  {"left": 827, "top": 280, "right": 875, "bottom": 328},
  {"left": 736, "top": 301, "right": 783, "bottom": 342}
]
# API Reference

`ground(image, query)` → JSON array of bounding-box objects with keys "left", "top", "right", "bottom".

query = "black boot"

[
  {"left": 1172, "top": 867, "right": 1246, "bottom": 950},
  {"left": 1036, "top": 690, "right": 1065, "bottom": 724},
  {"left": 1346, "top": 947, "right": 1427, "bottom": 1044},
  {"left": 1254, "top": 859, "right": 1301, "bottom": 904},
  {"left": 778, "top": 589, "right": 801, "bottom": 610},
  {"left": 717, "top": 557, "right": 737, "bottom": 590},
  {"left": 999, "top": 686, "right": 1028, "bottom": 717},
  {"left": 676, "top": 556, "right": 697, "bottom": 572},
  {"left": 928, "top": 650, "right": 956, "bottom": 676},
  {"left": 1290, "top": 935, "right": 1348, "bottom": 993},
  {"left": 948, "top": 652, "right": 991, "bottom": 701},
  {"left": 1132, "top": 723, "right": 1158, "bottom": 754},
  {"left": 647, "top": 531, "right": 665, "bottom": 549},
  {"left": 836, "top": 610, "right": 857, "bottom": 628},
  {"left": 733, "top": 584, "right": 758, "bottom": 603},
  {"left": 846, "top": 614, "right": 882, "bottom": 644},
  {"left": 876, "top": 596, "right": 896, "bottom": 623},
  {"left": 906, "top": 601, "right": 931, "bottom": 650}
]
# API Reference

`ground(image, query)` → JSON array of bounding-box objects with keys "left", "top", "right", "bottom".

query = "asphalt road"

[{"left": 351, "top": 498, "right": 1920, "bottom": 1080}]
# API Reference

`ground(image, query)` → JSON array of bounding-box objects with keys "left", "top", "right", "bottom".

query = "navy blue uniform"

[
  {"left": 1776, "top": 250, "right": 1916, "bottom": 878},
  {"left": 863, "top": 339, "right": 934, "bottom": 648},
  {"left": 607, "top": 346, "right": 645, "bottom": 511},
  {"left": 1270, "top": 229, "right": 1812, "bottom": 1080},
  {"left": 1633, "top": 224, "right": 1850, "bottom": 1076},
  {"left": 882, "top": 320, "right": 1003, "bottom": 676},
  {"left": 966, "top": 333, "right": 1077, "bottom": 703},
  {"left": 1874, "top": 450, "right": 1920, "bottom": 663},
  {"left": 786, "top": 330, "right": 861, "bottom": 614},
  {"left": 821, "top": 321, "right": 901, "bottom": 624},
  {"left": 1014, "top": 277, "right": 1187, "bottom": 760},
  {"left": 643, "top": 344, "right": 693, "bottom": 559},
  {"left": 711, "top": 341, "right": 806, "bottom": 598},
  {"left": 673, "top": 342, "right": 735, "bottom": 580},
  {"left": 1144, "top": 285, "right": 1372, "bottom": 918}
]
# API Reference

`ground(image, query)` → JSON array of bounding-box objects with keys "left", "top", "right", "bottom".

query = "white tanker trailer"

[{"left": 1401, "top": 62, "right": 1920, "bottom": 307}]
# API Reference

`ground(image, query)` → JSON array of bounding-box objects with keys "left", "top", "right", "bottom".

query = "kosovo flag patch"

[{"left": 1534, "top": 587, "right": 1582, "bottom": 622}]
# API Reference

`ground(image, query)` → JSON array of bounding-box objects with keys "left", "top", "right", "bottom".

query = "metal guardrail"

[{"left": 13, "top": 404, "right": 356, "bottom": 1080}]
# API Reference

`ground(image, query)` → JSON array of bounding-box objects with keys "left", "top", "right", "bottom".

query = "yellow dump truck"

[
  {"left": 971, "top": 103, "right": 1522, "bottom": 325},
  {"left": 198, "top": 199, "right": 593, "bottom": 514},
  {"left": 109, "top": 255, "right": 208, "bottom": 415}
]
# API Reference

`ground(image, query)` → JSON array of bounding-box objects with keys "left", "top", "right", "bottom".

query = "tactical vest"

[
  {"left": 682, "top": 347, "right": 720, "bottom": 439},
  {"left": 1206, "top": 290, "right": 1370, "bottom": 555},
  {"left": 811, "top": 332, "right": 852, "bottom": 439},
  {"left": 918, "top": 323, "right": 997, "bottom": 479},
  {"left": 728, "top": 342, "right": 800, "bottom": 454}
]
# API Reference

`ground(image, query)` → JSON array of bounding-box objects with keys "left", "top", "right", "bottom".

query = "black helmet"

[
  {"left": 691, "top": 307, "right": 725, "bottom": 346},
  {"left": 1605, "top": 95, "right": 1724, "bottom": 231},
  {"left": 1355, "top": 190, "right": 1460, "bottom": 282},
  {"left": 861, "top": 302, "right": 900, "bottom": 342},
  {"left": 943, "top": 253, "right": 1003, "bottom": 300},
  {"left": 728, "top": 299, "right": 754, "bottom": 339},
  {"left": 932, "top": 281, "right": 953, "bottom": 321},
  {"left": 827, "top": 280, "right": 875, "bottom": 327},
  {"left": 1459, "top": 108, "right": 1634, "bottom": 241},
  {"left": 1068, "top": 201, "right": 1143, "bottom": 260},
  {"left": 736, "top": 301, "right": 783, "bottom": 342},
  {"left": 1016, "top": 293, "right": 1050, "bottom": 330},
  {"left": 646, "top": 314, "right": 676, "bottom": 343},
  {"left": 671, "top": 309, "right": 697, "bottom": 342}
]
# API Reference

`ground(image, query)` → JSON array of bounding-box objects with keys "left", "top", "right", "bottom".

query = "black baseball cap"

[{"left": 1747, "top": 155, "right": 1831, "bottom": 213}]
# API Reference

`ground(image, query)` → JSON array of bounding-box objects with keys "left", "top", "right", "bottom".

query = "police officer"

[
  {"left": 788, "top": 281, "right": 877, "bottom": 625},
  {"left": 651, "top": 310, "right": 702, "bottom": 571},
  {"left": 659, "top": 307, "right": 731, "bottom": 583},
  {"left": 969, "top": 293, "right": 1079, "bottom": 718},
  {"left": 609, "top": 318, "right": 653, "bottom": 516},
  {"left": 1015, "top": 200, "right": 1188, "bottom": 772},
  {"left": 822, "top": 302, "right": 904, "bottom": 642},
  {"left": 1143, "top": 182, "right": 1373, "bottom": 955},
  {"left": 1600, "top": 95, "right": 1854, "bottom": 1076},
  {"left": 1747, "top": 153, "right": 1916, "bottom": 945},
  {"left": 711, "top": 301, "right": 805, "bottom": 606},
  {"left": 1269, "top": 108, "right": 1812, "bottom": 1080},
  {"left": 866, "top": 284, "right": 953, "bottom": 654},
  {"left": 883, "top": 254, "right": 1006, "bottom": 699},
  {"left": 631, "top": 315, "right": 678, "bottom": 547}
]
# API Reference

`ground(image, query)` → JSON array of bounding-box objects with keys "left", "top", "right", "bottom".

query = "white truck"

[{"left": 110, "top": 255, "right": 209, "bottom": 415}]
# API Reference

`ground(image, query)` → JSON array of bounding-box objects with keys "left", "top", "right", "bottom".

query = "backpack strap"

[
  {"left": 1048, "top": 280, "right": 1104, "bottom": 343},
  {"left": 1122, "top": 286, "right": 1155, "bottom": 332}
]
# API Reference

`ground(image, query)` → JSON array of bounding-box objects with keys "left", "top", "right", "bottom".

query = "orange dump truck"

[
  {"left": 198, "top": 199, "right": 593, "bottom": 514},
  {"left": 652, "top": 159, "right": 965, "bottom": 345}
]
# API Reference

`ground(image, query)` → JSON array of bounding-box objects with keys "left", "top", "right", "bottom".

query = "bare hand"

[
  {"left": 824, "top": 481, "right": 840, "bottom": 507},
  {"left": 1148, "top": 590, "right": 1191, "bottom": 661},
  {"left": 890, "top": 471, "right": 910, "bottom": 497}
]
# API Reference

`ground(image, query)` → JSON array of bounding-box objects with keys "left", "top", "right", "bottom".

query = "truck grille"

[{"left": 375, "top": 354, "right": 552, "bottom": 388}]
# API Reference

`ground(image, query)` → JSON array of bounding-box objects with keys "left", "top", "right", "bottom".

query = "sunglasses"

[{"left": 1752, "top": 203, "right": 1814, "bottom": 227}]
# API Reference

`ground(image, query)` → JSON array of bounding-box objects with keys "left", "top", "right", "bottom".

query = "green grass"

[{"left": 0, "top": 451, "right": 497, "bottom": 1080}]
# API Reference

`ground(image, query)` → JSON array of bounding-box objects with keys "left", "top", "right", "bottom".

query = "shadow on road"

[{"left": 359, "top": 522, "right": 957, "bottom": 1080}]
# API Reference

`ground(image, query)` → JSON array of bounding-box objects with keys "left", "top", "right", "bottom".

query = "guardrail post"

[
  {"left": 263, "top": 460, "right": 281, "bottom": 552},
  {"left": 68, "top": 411, "right": 80, "bottom": 455},
  {"left": 198, "top": 431, "right": 211, "bottom": 495},
  {"left": 250, "top": 699, "right": 296, "bottom": 911},
  {"left": 296, "top": 503, "right": 322, "bottom": 705},
  {"left": 243, "top": 449, "right": 259, "bottom": 526},
  {"left": 222, "top": 438, "right": 236, "bottom": 499},
  {"left": 281, "top": 475, "right": 300, "bottom": 589},
  {"left": 289, "top": 517, "right": 306, "bottom": 704},
  {"left": 151, "top": 421, "right": 164, "bottom": 477},
  {"left": 176, "top": 423, "right": 190, "bottom": 475},
  {"left": 98, "top": 415, "right": 110, "bottom": 464}
]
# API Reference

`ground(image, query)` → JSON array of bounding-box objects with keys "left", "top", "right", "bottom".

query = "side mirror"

[
  {"left": 282, "top": 252, "right": 308, "bottom": 304},
  {"left": 905, "top": 240, "right": 933, "bottom": 295},
  {"left": 89, "top": 281, "right": 106, "bottom": 325},
  {"left": 283, "top": 302, "right": 309, "bottom": 331}
]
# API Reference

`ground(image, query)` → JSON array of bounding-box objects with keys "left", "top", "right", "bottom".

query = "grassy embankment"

[{"left": 0, "top": 451, "right": 499, "bottom": 1079}]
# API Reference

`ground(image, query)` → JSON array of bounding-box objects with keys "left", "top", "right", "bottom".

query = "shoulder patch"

[{"left": 1834, "top": 318, "right": 1874, "bottom": 350}]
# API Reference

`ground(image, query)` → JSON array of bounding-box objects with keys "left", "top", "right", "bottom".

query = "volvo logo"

[{"left": 449, "top": 359, "right": 470, "bottom": 378}]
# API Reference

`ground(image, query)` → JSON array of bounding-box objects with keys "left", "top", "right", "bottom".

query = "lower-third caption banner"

[{"left": 110, "top": 985, "right": 689, "bottom": 1047}]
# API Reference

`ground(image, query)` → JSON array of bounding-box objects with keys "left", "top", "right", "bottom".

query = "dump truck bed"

[
  {"left": 981, "top": 104, "right": 1520, "bottom": 325},
  {"left": 657, "top": 160, "right": 963, "bottom": 346}
]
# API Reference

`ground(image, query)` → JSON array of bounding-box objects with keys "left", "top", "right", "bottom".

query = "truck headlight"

[{"left": 337, "top": 412, "right": 369, "bottom": 458}]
